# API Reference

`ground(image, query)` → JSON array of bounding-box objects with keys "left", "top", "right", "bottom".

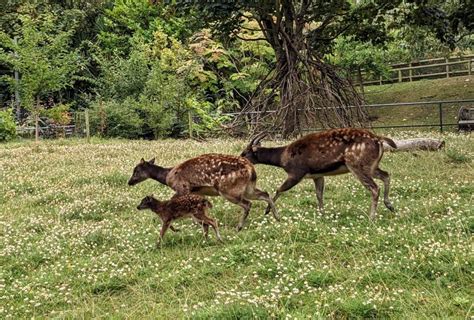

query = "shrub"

[
  {"left": 89, "top": 100, "right": 144, "bottom": 139},
  {"left": 0, "top": 109, "right": 17, "bottom": 142}
]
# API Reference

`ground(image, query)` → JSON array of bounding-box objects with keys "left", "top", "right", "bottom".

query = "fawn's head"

[
  {"left": 240, "top": 133, "right": 267, "bottom": 163},
  {"left": 128, "top": 158, "right": 155, "bottom": 186},
  {"left": 137, "top": 195, "right": 156, "bottom": 210}
]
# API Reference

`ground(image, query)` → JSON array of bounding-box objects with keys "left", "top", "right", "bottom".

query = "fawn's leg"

[
  {"left": 170, "top": 225, "right": 180, "bottom": 232},
  {"left": 157, "top": 220, "right": 172, "bottom": 246},
  {"left": 200, "top": 215, "right": 223, "bottom": 242},
  {"left": 313, "top": 177, "right": 325, "bottom": 213}
]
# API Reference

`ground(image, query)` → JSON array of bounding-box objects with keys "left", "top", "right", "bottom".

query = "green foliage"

[
  {"left": 92, "top": 28, "right": 238, "bottom": 139},
  {"left": 40, "top": 104, "right": 71, "bottom": 125},
  {"left": 331, "top": 37, "right": 391, "bottom": 79},
  {"left": 89, "top": 99, "right": 144, "bottom": 139},
  {"left": 97, "top": 0, "right": 190, "bottom": 57},
  {"left": 0, "top": 8, "right": 82, "bottom": 114},
  {"left": 0, "top": 109, "right": 17, "bottom": 142}
]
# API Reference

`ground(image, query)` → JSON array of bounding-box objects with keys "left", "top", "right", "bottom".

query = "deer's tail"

[{"left": 380, "top": 136, "right": 397, "bottom": 149}]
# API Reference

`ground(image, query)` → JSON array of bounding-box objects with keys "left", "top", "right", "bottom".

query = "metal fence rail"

[{"left": 223, "top": 99, "right": 474, "bottom": 133}]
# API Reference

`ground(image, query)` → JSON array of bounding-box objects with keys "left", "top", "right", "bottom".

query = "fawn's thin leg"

[
  {"left": 313, "top": 177, "right": 325, "bottom": 213},
  {"left": 201, "top": 216, "right": 223, "bottom": 242},
  {"left": 170, "top": 225, "right": 180, "bottom": 232},
  {"left": 157, "top": 220, "right": 171, "bottom": 246}
]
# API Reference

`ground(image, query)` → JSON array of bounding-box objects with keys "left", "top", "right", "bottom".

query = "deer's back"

[
  {"left": 166, "top": 153, "right": 254, "bottom": 192},
  {"left": 281, "top": 128, "right": 382, "bottom": 172}
]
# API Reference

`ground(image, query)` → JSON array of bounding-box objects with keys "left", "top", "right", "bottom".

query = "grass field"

[
  {"left": 365, "top": 76, "right": 474, "bottom": 104},
  {"left": 364, "top": 76, "right": 474, "bottom": 129},
  {"left": 1, "top": 132, "right": 473, "bottom": 319}
]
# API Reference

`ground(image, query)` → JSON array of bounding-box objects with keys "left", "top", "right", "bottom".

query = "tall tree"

[
  {"left": 168, "top": 0, "right": 473, "bottom": 136},
  {"left": 0, "top": 9, "right": 82, "bottom": 141}
]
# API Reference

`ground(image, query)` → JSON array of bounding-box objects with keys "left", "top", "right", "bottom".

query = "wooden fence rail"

[{"left": 356, "top": 55, "right": 474, "bottom": 86}]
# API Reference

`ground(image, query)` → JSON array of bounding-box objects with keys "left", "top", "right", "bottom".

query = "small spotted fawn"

[{"left": 137, "top": 194, "right": 223, "bottom": 245}]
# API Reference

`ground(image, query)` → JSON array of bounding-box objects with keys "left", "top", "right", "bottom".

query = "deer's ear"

[
  {"left": 149, "top": 157, "right": 155, "bottom": 164},
  {"left": 140, "top": 158, "right": 145, "bottom": 164},
  {"left": 251, "top": 146, "right": 259, "bottom": 152}
]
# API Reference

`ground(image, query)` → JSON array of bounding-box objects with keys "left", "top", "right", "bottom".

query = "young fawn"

[{"left": 137, "top": 194, "right": 223, "bottom": 245}]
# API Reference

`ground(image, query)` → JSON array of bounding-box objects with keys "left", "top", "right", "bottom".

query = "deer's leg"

[
  {"left": 264, "top": 174, "right": 304, "bottom": 215},
  {"left": 219, "top": 192, "right": 252, "bottom": 231},
  {"left": 347, "top": 165, "right": 380, "bottom": 219},
  {"left": 157, "top": 220, "right": 172, "bottom": 246},
  {"left": 313, "top": 177, "right": 325, "bottom": 213},
  {"left": 373, "top": 168, "right": 395, "bottom": 212},
  {"left": 202, "top": 223, "right": 209, "bottom": 239},
  {"left": 246, "top": 188, "right": 280, "bottom": 221},
  {"left": 200, "top": 215, "right": 223, "bottom": 242},
  {"left": 170, "top": 225, "right": 180, "bottom": 232}
]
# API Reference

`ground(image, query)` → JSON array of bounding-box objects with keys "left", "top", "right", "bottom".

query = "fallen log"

[{"left": 383, "top": 138, "right": 445, "bottom": 152}]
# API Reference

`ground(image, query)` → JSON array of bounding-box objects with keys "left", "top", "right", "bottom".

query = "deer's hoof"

[{"left": 385, "top": 202, "right": 395, "bottom": 213}]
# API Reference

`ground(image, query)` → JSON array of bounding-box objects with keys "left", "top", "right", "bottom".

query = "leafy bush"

[
  {"left": 0, "top": 109, "right": 17, "bottom": 142},
  {"left": 89, "top": 100, "right": 144, "bottom": 139},
  {"left": 41, "top": 104, "right": 72, "bottom": 125}
]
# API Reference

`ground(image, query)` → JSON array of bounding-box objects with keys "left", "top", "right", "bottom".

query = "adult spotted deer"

[
  {"left": 240, "top": 128, "right": 397, "bottom": 219},
  {"left": 128, "top": 154, "right": 279, "bottom": 230}
]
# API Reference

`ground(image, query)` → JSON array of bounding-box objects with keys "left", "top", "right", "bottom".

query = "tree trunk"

[{"left": 383, "top": 138, "right": 445, "bottom": 152}]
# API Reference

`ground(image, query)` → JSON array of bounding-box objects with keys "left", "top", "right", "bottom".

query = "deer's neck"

[
  {"left": 148, "top": 165, "right": 171, "bottom": 186},
  {"left": 256, "top": 147, "right": 285, "bottom": 168},
  {"left": 149, "top": 198, "right": 164, "bottom": 212}
]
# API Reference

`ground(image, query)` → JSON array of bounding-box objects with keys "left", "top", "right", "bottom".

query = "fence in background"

[
  {"left": 356, "top": 55, "right": 474, "bottom": 86},
  {"left": 15, "top": 99, "right": 474, "bottom": 139},
  {"left": 222, "top": 99, "right": 474, "bottom": 134}
]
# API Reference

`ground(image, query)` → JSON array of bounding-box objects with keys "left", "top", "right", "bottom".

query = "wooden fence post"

[
  {"left": 409, "top": 63, "right": 413, "bottom": 82},
  {"left": 35, "top": 112, "right": 39, "bottom": 143},
  {"left": 398, "top": 69, "right": 402, "bottom": 82},
  {"left": 469, "top": 60, "right": 472, "bottom": 76},
  {"left": 438, "top": 103, "right": 443, "bottom": 133},
  {"left": 446, "top": 58, "right": 449, "bottom": 78},
  {"left": 85, "top": 109, "right": 90, "bottom": 142}
]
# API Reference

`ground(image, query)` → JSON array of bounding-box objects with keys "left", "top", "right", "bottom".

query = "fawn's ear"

[
  {"left": 149, "top": 157, "right": 155, "bottom": 164},
  {"left": 140, "top": 158, "right": 145, "bottom": 164}
]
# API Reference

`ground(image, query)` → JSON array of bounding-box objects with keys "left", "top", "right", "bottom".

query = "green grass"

[
  {"left": 0, "top": 134, "right": 473, "bottom": 319},
  {"left": 365, "top": 76, "right": 474, "bottom": 104},
  {"left": 364, "top": 76, "right": 474, "bottom": 129}
]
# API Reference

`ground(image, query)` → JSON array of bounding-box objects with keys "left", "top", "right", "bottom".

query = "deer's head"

[
  {"left": 128, "top": 158, "right": 155, "bottom": 186},
  {"left": 240, "top": 133, "right": 267, "bottom": 164},
  {"left": 136, "top": 195, "right": 156, "bottom": 210}
]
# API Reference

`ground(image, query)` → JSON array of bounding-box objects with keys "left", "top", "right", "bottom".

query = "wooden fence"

[{"left": 356, "top": 55, "right": 474, "bottom": 86}]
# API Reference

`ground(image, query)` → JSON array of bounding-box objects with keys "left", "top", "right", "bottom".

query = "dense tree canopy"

[
  {"left": 0, "top": 0, "right": 472, "bottom": 138},
  {"left": 171, "top": 0, "right": 474, "bottom": 136}
]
